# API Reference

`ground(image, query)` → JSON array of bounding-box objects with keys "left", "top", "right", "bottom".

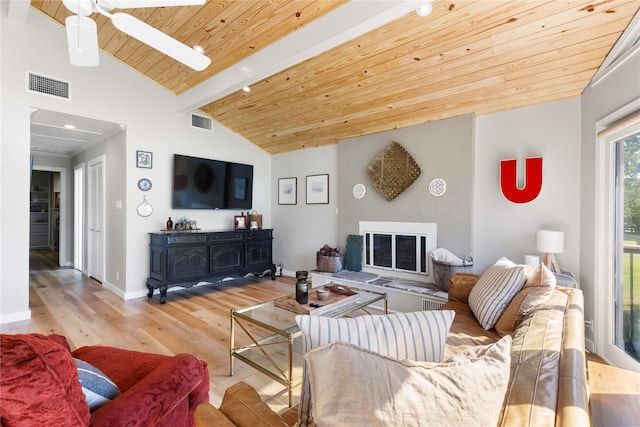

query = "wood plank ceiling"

[{"left": 31, "top": 1, "right": 639, "bottom": 154}]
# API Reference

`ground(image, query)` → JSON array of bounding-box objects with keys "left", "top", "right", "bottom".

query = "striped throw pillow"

[
  {"left": 468, "top": 257, "right": 527, "bottom": 330},
  {"left": 74, "top": 358, "right": 121, "bottom": 411},
  {"left": 295, "top": 310, "right": 455, "bottom": 426}
]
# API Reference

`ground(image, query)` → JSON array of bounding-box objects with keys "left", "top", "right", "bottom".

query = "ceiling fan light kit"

[{"left": 62, "top": 0, "right": 211, "bottom": 71}]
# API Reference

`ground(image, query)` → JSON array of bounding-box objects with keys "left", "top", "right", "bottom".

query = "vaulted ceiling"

[{"left": 30, "top": 1, "right": 640, "bottom": 154}]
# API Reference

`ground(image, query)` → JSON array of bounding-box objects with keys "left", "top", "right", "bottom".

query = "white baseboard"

[
  {"left": 585, "top": 338, "right": 595, "bottom": 353},
  {"left": 0, "top": 309, "right": 31, "bottom": 325},
  {"left": 101, "top": 280, "right": 126, "bottom": 299},
  {"left": 281, "top": 269, "right": 296, "bottom": 278},
  {"left": 125, "top": 289, "right": 149, "bottom": 300}
]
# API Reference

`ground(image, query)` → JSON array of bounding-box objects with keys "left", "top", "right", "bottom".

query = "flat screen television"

[{"left": 172, "top": 154, "right": 253, "bottom": 209}]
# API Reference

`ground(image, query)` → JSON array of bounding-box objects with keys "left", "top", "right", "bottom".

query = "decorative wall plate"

[
  {"left": 138, "top": 178, "right": 152, "bottom": 191},
  {"left": 352, "top": 183, "right": 366, "bottom": 199},
  {"left": 137, "top": 196, "right": 153, "bottom": 217},
  {"left": 428, "top": 178, "right": 447, "bottom": 196}
]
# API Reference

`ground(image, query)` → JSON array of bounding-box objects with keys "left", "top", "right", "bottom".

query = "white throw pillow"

[
  {"left": 304, "top": 336, "right": 512, "bottom": 427},
  {"left": 468, "top": 257, "right": 526, "bottom": 329},
  {"left": 295, "top": 310, "right": 455, "bottom": 426}
]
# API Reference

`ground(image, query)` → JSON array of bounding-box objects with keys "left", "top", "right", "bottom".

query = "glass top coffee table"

[{"left": 230, "top": 286, "right": 387, "bottom": 407}]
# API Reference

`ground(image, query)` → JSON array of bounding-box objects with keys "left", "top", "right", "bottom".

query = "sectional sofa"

[{"left": 197, "top": 260, "right": 589, "bottom": 426}]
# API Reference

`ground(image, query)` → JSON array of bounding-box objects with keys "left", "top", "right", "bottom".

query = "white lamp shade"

[{"left": 536, "top": 230, "right": 564, "bottom": 254}]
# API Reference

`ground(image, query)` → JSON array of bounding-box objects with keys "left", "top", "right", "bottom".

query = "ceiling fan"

[{"left": 62, "top": 0, "right": 211, "bottom": 71}]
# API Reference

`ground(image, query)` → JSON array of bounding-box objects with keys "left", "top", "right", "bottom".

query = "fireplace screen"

[{"left": 364, "top": 232, "right": 428, "bottom": 274}]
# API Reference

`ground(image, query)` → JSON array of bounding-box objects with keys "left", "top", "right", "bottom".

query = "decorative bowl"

[{"left": 316, "top": 288, "right": 330, "bottom": 301}]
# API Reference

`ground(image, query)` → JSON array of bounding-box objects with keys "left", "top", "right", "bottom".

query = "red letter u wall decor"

[{"left": 500, "top": 157, "right": 543, "bottom": 203}]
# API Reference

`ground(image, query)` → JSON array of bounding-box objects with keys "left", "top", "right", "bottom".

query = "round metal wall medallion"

[
  {"left": 352, "top": 184, "right": 366, "bottom": 199},
  {"left": 428, "top": 178, "right": 447, "bottom": 197}
]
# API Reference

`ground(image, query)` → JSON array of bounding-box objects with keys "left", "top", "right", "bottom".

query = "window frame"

[{"left": 595, "top": 100, "right": 640, "bottom": 372}]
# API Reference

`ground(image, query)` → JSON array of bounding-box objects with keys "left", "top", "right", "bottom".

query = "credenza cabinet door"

[
  {"left": 246, "top": 239, "right": 273, "bottom": 270},
  {"left": 166, "top": 245, "right": 209, "bottom": 281},
  {"left": 210, "top": 243, "right": 244, "bottom": 275}
]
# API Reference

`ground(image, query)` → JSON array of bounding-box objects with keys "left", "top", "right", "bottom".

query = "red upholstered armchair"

[{"left": 1, "top": 333, "right": 210, "bottom": 427}]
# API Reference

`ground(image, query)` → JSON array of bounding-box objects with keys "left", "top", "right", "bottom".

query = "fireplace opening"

[{"left": 360, "top": 222, "right": 437, "bottom": 282}]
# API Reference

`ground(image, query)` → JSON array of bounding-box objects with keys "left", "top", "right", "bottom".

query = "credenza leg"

[{"left": 160, "top": 286, "right": 168, "bottom": 304}]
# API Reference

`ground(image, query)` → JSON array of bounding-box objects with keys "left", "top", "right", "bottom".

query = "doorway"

[
  {"left": 29, "top": 167, "right": 66, "bottom": 268},
  {"left": 30, "top": 108, "right": 123, "bottom": 279}
]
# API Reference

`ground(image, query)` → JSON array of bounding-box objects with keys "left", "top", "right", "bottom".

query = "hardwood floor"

[
  {"left": 7, "top": 250, "right": 640, "bottom": 423},
  {"left": 586, "top": 352, "right": 640, "bottom": 426},
  {"left": 2, "top": 249, "right": 299, "bottom": 412}
]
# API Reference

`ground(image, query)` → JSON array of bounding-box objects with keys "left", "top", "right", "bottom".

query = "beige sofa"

[{"left": 196, "top": 272, "right": 589, "bottom": 426}]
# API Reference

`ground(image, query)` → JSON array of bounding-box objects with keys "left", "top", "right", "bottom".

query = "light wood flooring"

[
  {"left": 1, "top": 249, "right": 300, "bottom": 412},
  {"left": 6, "top": 250, "right": 640, "bottom": 423}
]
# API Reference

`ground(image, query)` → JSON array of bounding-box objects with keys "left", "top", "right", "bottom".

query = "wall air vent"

[
  {"left": 190, "top": 113, "right": 213, "bottom": 132},
  {"left": 27, "top": 72, "right": 71, "bottom": 100}
]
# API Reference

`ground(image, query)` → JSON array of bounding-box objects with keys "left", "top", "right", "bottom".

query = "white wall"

[
  {"left": 0, "top": 8, "right": 271, "bottom": 322},
  {"left": 271, "top": 145, "right": 338, "bottom": 276},
  {"left": 474, "top": 98, "right": 582, "bottom": 274}
]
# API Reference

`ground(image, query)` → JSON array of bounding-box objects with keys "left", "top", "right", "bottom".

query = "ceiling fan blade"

[
  {"left": 110, "top": 12, "right": 210, "bottom": 71},
  {"left": 100, "top": 0, "right": 205, "bottom": 9},
  {"left": 65, "top": 15, "right": 100, "bottom": 67}
]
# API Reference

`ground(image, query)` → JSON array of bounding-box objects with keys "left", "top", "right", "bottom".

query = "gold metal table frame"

[{"left": 230, "top": 287, "right": 387, "bottom": 407}]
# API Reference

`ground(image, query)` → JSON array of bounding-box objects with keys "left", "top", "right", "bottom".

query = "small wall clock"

[{"left": 138, "top": 178, "right": 152, "bottom": 191}]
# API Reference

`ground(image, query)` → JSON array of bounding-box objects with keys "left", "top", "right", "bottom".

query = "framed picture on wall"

[
  {"left": 278, "top": 177, "right": 297, "bottom": 205},
  {"left": 136, "top": 150, "right": 152, "bottom": 169},
  {"left": 306, "top": 174, "right": 329, "bottom": 204}
]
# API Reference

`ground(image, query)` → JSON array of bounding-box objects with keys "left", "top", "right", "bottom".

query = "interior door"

[
  {"left": 74, "top": 164, "right": 84, "bottom": 272},
  {"left": 87, "top": 156, "right": 105, "bottom": 282}
]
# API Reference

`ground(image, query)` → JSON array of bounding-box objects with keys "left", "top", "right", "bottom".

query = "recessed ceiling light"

[
  {"left": 416, "top": 2, "right": 432, "bottom": 16},
  {"left": 64, "top": 124, "right": 76, "bottom": 129},
  {"left": 243, "top": 86, "right": 251, "bottom": 93},
  {"left": 193, "top": 45, "right": 205, "bottom": 55}
]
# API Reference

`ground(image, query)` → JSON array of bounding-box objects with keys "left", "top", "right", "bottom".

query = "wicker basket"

[
  {"left": 432, "top": 257, "right": 474, "bottom": 291},
  {"left": 317, "top": 254, "right": 345, "bottom": 273}
]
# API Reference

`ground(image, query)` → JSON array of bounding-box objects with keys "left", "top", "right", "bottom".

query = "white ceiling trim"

[
  {"left": 590, "top": 8, "right": 640, "bottom": 87},
  {"left": 176, "top": 0, "right": 425, "bottom": 114}
]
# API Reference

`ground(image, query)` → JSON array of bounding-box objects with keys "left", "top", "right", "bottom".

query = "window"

[
  {"left": 614, "top": 133, "right": 640, "bottom": 363},
  {"left": 596, "top": 107, "right": 640, "bottom": 372}
]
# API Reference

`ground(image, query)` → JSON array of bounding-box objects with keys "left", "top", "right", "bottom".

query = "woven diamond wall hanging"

[{"left": 366, "top": 142, "right": 421, "bottom": 201}]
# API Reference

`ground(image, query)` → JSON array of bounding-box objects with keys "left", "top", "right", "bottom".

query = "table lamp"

[{"left": 536, "top": 229, "right": 564, "bottom": 273}]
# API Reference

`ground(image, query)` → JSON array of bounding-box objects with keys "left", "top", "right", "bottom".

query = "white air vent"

[
  {"left": 191, "top": 113, "right": 213, "bottom": 131},
  {"left": 27, "top": 72, "right": 71, "bottom": 100},
  {"left": 422, "top": 297, "right": 445, "bottom": 311}
]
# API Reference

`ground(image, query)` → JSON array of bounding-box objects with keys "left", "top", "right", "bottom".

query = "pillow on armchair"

[
  {"left": 74, "top": 358, "right": 121, "bottom": 411},
  {"left": 0, "top": 333, "right": 90, "bottom": 427}
]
